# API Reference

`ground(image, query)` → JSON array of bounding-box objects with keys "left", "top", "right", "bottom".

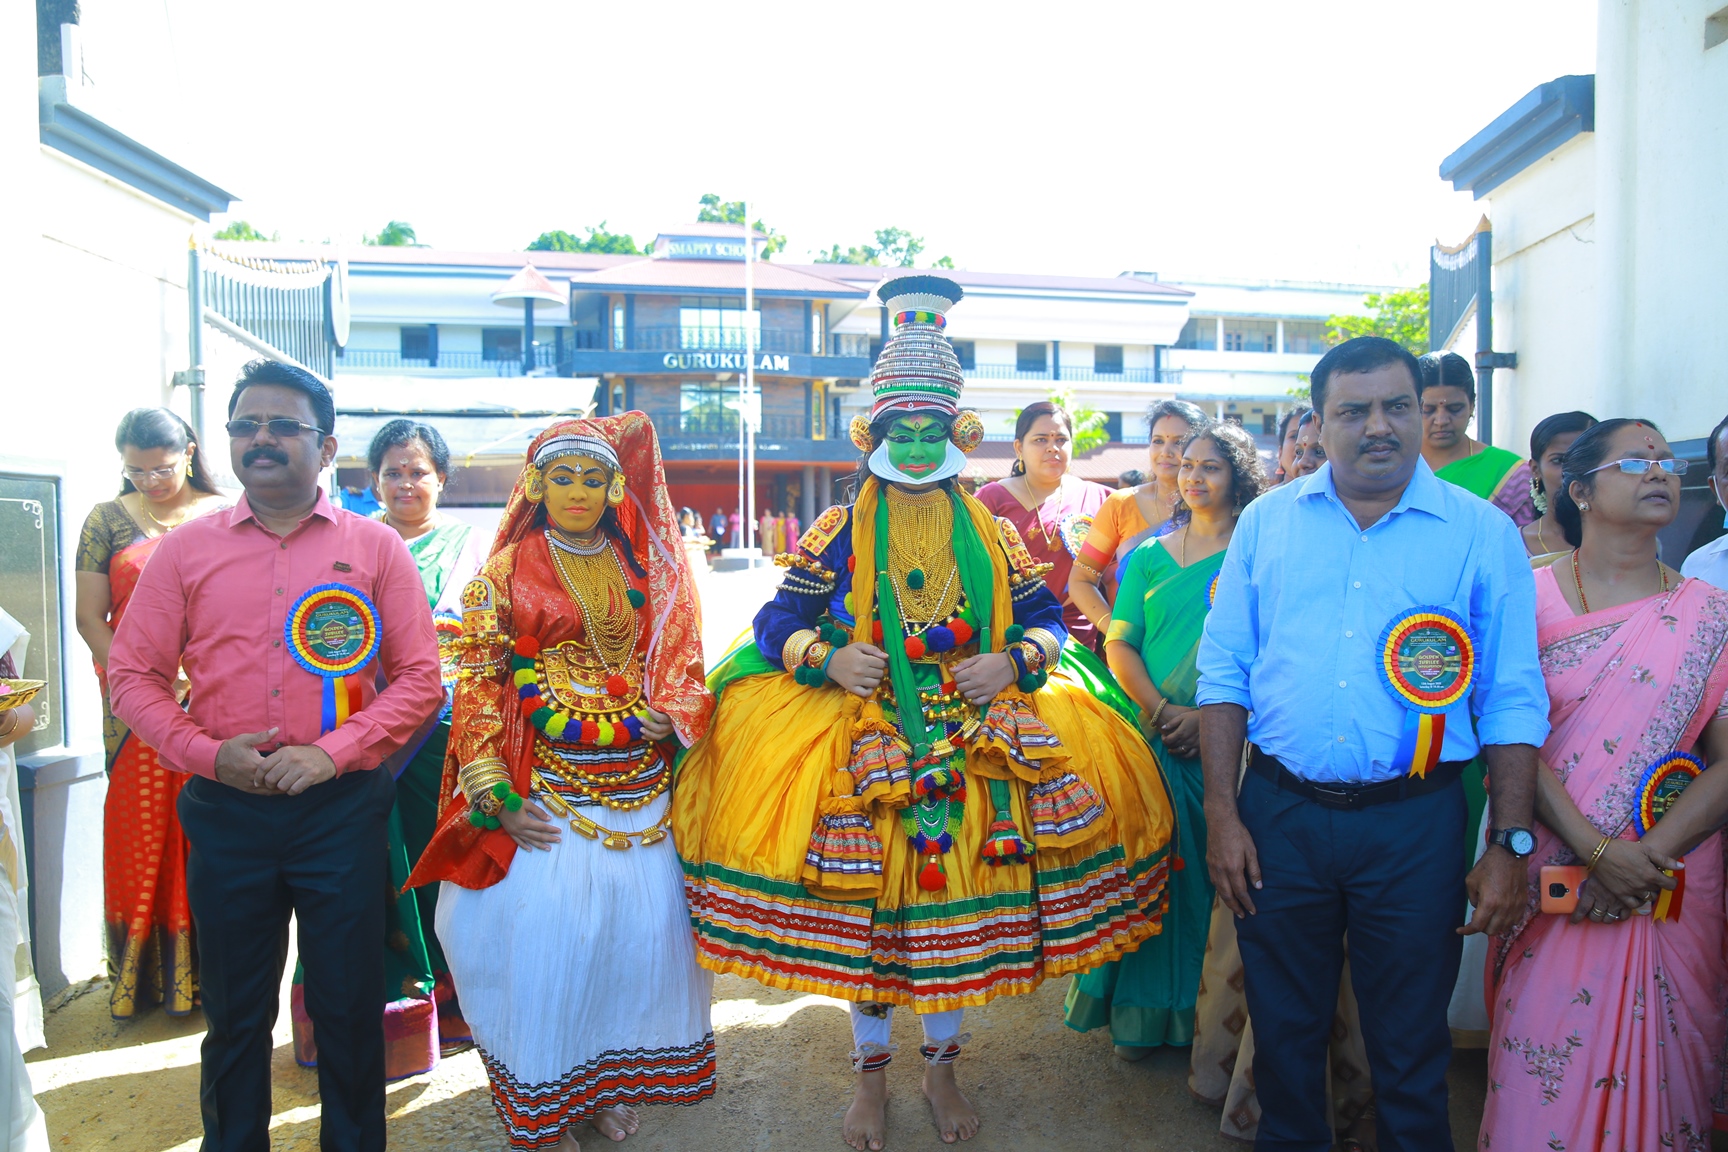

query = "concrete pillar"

[
  {"left": 800, "top": 464, "right": 816, "bottom": 526},
  {"left": 817, "top": 466, "right": 833, "bottom": 510}
]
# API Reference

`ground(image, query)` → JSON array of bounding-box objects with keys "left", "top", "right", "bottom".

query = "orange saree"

[{"left": 99, "top": 534, "right": 196, "bottom": 1018}]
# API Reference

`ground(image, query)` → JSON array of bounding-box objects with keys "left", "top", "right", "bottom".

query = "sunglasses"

[
  {"left": 225, "top": 418, "right": 325, "bottom": 439},
  {"left": 1584, "top": 457, "right": 1689, "bottom": 477}
]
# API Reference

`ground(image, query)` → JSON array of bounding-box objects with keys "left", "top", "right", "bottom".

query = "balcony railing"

[
  {"left": 626, "top": 326, "right": 812, "bottom": 354},
  {"left": 963, "top": 364, "right": 1184, "bottom": 385},
  {"left": 336, "top": 345, "right": 561, "bottom": 375}
]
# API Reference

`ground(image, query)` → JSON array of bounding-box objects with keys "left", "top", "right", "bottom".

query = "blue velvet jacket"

[{"left": 753, "top": 499, "right": 1068, "bottom": 669}]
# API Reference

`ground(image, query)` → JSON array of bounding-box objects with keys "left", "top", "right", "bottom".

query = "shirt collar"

[
  {"left": 1295, "top": 457, "right": 1451, "bottom": 523},
  {"left": 228, "top": 489, "right": 340, "bottom": 530}
]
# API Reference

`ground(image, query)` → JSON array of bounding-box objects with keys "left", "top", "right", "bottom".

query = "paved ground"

[{"left": 29, "top": 565, "right": 1498, "bottom": 1151}]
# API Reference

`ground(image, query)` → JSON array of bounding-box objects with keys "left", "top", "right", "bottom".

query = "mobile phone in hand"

[{"left": 1540, "top": 865, "right": 1588, "bottom": 914}]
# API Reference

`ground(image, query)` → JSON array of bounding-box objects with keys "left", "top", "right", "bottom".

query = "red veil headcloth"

[{"left": 493, "top": 413, "right": 713, "bottom": 743}]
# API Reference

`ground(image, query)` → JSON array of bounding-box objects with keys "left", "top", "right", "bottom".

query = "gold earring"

[
  {"left": 606, "top": 472, "right": 626, "bottom": 506},
  {"left": 523, "top": 465, "right": 545, "bottom": 503}
]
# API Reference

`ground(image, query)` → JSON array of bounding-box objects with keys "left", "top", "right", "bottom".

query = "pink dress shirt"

[{"left": 107, "top": 491, "right": 442, "bottom": 779}]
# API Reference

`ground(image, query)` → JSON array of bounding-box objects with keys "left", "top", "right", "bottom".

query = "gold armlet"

[
  {"left": 458, "top": 757, "right": 512, "bottom": 812},
  {"left": 1023, "top": 627, "right": 1062, "bottom": 668},
  {"left": 782, "top": 628, "right": 820, "bottom": 670}
]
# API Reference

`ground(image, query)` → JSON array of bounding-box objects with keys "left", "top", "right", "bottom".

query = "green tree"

[
  {"left": 527, "top": 223, "right": 641, "bottom": 254},
  {"left": 695, "top": 194, "right": 786, "bottom": 258},
  {"left": 212, "top": 220, "right": 276, "bottom": 242},
  {"left": 364, "top": 220, "right": 418, "bottom": 247},
  {"left": 813, "top": 226, "right": 951, "bottom": 268},
  {"left": 1326, "top": 284, "right": 1429, "bottom": 354},
  {"left": 1049, "top": 386, "right": 1109, "bottom": 455}
]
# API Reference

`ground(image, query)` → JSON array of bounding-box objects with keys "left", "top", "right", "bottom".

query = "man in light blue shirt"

[
  {"left": 1196, "top": 337, "right": 1549, "bottom": 1152},
  {"left": 1681, "top": 414, "right": 1728, "bottom": 589}
]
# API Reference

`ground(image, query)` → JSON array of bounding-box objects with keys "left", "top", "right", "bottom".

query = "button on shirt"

[
  {"left": 107, "top": 491, "right": 442, "bottom": 779},
  {"left": 1196, "top": 459, "right": 1549, "bottom": 784}
]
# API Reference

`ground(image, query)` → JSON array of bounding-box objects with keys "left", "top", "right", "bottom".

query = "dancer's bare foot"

[
  {"left": 922, "top": 1062, "right": 979, "bottom": 1144},
  {"left": 843, "top": 1068, "right": 888, "bottom": 1150},
  {"left": 590, "top": 1105, "right": 639, "bottom": 1143}
]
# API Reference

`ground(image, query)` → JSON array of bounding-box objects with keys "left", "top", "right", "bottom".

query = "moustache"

[
  {"left": 242, "top": 446, "right": 290, "bottom": 468},
  {"left": 1358, "top": 437, "right": 1400, "bottom": 455}
]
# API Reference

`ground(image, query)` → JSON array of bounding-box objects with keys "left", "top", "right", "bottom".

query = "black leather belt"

[{"left": 1248, "top": 747, "right": 1464, "bottom": 811}]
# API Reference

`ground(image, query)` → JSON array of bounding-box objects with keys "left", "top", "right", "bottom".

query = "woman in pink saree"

[{"left": 1482, "top": 418, "right": 1728, "bottom": 1152}]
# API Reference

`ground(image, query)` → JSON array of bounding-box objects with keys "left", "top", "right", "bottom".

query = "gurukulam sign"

[{"left": 661, "top": 351, "right": 791, "bottom": 372}]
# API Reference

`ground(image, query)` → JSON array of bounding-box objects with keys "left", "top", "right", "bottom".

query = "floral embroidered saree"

[{"left": 1481, "top": 568, "right": 1728, "bottom": 1152}]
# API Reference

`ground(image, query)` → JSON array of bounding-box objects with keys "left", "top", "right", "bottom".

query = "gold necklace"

[
  {"left": 546, "top": 532, "right": 640, "bottom": 673},
  {"left": 1536, "top": 518, "right": 1550, "bottom": 554},
  {"left": 1571, "top": 547, "right": 1668, "bottom": 614},
  {"left": 1014, "top": 476, "right": 1062, "bottom": 549},
  {"left": 885, "top": 487, "right": 961, "bottom": 625},
  {"left": 135, "top": 494, "right": 197, "bottom": 533}
]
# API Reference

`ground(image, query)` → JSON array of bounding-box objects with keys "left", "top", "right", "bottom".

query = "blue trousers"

[
  {"left": 179, "top": 767, "right": 394, "bottom": 1152},
  {"left": 1234, "top": 768, "right": 1465, "bottom": 1152}
]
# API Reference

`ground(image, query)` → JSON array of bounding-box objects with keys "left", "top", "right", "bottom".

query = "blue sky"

[{"left": 74, "top": 0, "right": 1596, "bottom": 285}]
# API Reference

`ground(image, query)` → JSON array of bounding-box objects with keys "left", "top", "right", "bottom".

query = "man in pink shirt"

[{"left": 109, "top": 360, "right": 441, "bottom": 1152}]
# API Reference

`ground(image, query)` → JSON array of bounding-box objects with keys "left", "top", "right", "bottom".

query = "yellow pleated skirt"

[{"left": 673, "top": 665, "right": 1174, "bottom": 1012}]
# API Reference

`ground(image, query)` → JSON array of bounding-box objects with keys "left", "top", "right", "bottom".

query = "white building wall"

[
  {"left": 1594, "top": 0, "right": 1728, "bottom": 438},
  {"left": 1468, "top": 133, "right": 1600, "bottom": 447}
]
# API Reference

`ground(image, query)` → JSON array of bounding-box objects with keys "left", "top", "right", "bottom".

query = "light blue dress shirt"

[{"left": 1196, "top": 459, "right": 1549, "bottom": 784}]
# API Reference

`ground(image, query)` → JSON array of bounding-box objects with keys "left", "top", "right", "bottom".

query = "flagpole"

[{"left": 744, "top": 200, "right": 758, "bottom": 560}]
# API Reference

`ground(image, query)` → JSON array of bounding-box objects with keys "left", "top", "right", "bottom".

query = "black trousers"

[
  {"left": 1234, "top": 767, "right": 1465, "bottom": 1152},
  {"left": 178, "top": 767, "right": 394, "bottom": 1152}
]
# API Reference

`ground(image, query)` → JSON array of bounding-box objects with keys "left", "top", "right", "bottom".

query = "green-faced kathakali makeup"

[{"left": 885, "top": 415, "right": 953, "bottom": 478}]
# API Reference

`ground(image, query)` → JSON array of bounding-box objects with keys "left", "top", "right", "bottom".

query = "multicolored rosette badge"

[
  {"left": 1376, "top": 606, "right": 1475, "bottom": 778},
  {"left": 1634, "top": 750, "right": 1702, "bottom": 919},
  {"left": 285, "top": 584, "right": 381, "bottom": 733},
  {"left": 1206, "top": 570, "right": 1221, "bottom": 611}
]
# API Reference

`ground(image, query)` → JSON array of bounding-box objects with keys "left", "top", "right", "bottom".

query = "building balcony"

[
  {"left": 964, "top": 365, "right": 1184, "bottom": 387},
  {"left": 335, "top": 345, "right": 566, "bottom": 376},
  {"left": 640, "top": 410, "right": 856, "bottom": 463}
]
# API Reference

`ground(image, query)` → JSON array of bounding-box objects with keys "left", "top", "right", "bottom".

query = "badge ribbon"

[
  {"left": 286, "top": 584, "right": 382, "bottom": 734},
  {"left": 1635, "top": 751, "right": 1704, "bottom": 921},
  {"left": 1376, "top": 607, "right": 1475, "bottom": 779}
]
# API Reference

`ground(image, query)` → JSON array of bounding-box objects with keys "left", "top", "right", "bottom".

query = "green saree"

[{"left": 1064, "top": 538, "right": 1220, "bottom": 1048}]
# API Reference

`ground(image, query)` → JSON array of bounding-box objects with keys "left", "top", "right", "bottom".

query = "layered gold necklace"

[
  {"left": 547, "top": 530, "right": 639, "bottom": 674},
  {"left": 885, "top": 486, "right": 961, "bottom": 625}
]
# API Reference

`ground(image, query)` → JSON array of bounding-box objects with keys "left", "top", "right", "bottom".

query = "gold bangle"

[
  {"left": 805, "top": 641, "right": 833, "bottom": 669},
  {"left": 458, "top": 756, "right": 511, "bottom": 802},
  {"left": 1586, "top": 835, "right": 1612, "bottom": 870},
  {"left": 782, "top": 628, "right": 820, "bottom": 671},
  {"left": 1149, "top": 698, "right": 1168, "bottom": 728}
]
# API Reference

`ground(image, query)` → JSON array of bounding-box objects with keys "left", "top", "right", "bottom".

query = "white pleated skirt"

[{"left": 437, "top": 792, "right": 715, "bottom": 1149}]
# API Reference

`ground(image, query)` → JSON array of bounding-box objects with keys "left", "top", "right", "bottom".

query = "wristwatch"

[{"left": 1488, "top": 827, "right": 1537, "bottom": 858}]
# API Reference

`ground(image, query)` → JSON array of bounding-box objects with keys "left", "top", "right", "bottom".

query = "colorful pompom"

[
  {"left": 596, "top": 720, "right": 616, "bottom": 746},
  {"left": 623, "top": 715, "right": 643, "bottom": 739},
  {"left": 949, "top": 618, "right": 974, "bottom": 644},
  {"left": 531, "top": 706, "right": 556, "bottom": 730},
  {"left": 626, "top": 588, "right": 646, "bottom": 609},
  {"left": 579, "top": 720, "right": 600, "bottom": 744},
  {"left": 847, "top": 555, "right": 857, "bottom": 572},
  {"left": 917, "top": 856, "right": 946, "bottom": 892},
  {"left": 843, "top": 592, "right": 855, "bottom": 615},
  {"left": 905, "top": 636, "right": 927, "bottom": 660},
  {"left": 513, "top": 636, "right": 540, "bottom": 657},
  {"left": 544, "top": 712, "right": 569, "bottom": 740},
  {"left": 926, "top": 625, "right": 955, "bottom": 652},
  {"left": 512, "top": 668, "right": 536, "bottom": 688},
  {"left": 872, "top": 621, "right": 885, "bottom": 644},
  {"left": 503, "top": 791, "right": 524, "bottom": 812},
  {"left": 519, "top": 698, "right": 540, "bottom": 719},
  {"left": 907, "top": 568, "right": 925, "bottom": 590},
  {"left": 468, "top": 809, "right": 486, "bottom": 828},
  {"left": 605, "top": 674, "right": 629, "bottom": 697},
  {"left": 1004, "top": 624, "right": 1025, "bottom": 643}
]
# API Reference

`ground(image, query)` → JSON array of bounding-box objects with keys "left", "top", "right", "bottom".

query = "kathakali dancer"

[
  {"left": 674, "top": 276, "right": 1175, "bottom": 1148},
  {"left": 406, "top": 414, "right": 716, "bottom": 1151}
]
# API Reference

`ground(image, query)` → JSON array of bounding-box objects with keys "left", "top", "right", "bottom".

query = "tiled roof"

[
  {"left": 791, "top": 265, "right": 1194, "bottom": 298},
  {"left": 961, "top": 441, "right": 1154, "bottom": 485},
  {"left": 564, "top": 259, "right": 867, "bottom": 297}
]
